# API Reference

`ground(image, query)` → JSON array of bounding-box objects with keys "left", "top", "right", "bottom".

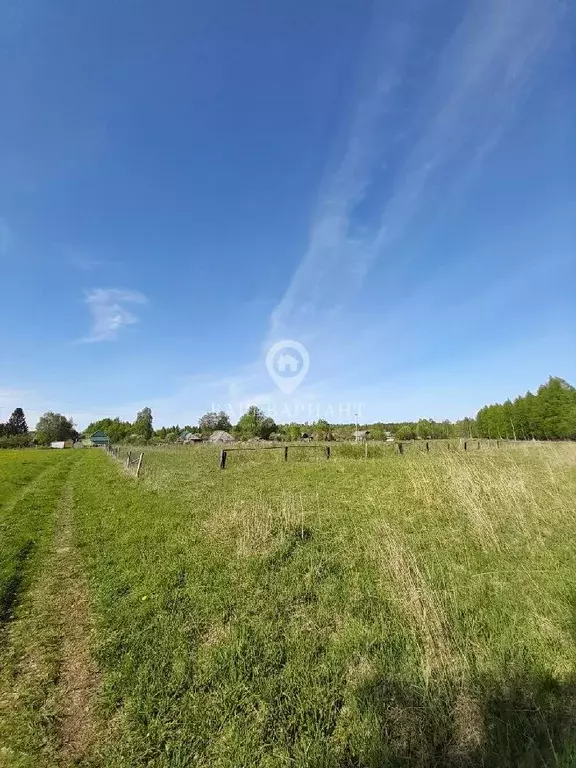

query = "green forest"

[
  {"left": 475, "top": 376, "right": 576, "bottom": 440},
  {"left": 369, "top": 376, "right": 576, "bottom": 441}
]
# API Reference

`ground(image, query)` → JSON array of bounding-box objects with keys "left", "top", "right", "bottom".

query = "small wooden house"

[
  {"left": 177, "top": 431, "right": 203, "bottom": 444},
  {"left": 208, "top": 430, "right": 235, "bottom": 444},
  {"left": 89, "top": 430, "right": 110, "bottom": 447}
]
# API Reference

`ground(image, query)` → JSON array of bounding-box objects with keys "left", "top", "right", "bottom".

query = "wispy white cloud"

[
  {"left": 0, "top": 217, "right": 14, "bottom": 257},
  {"left": 69, "top": 254, "right": 107, "bottom": 271},
  {"left": 369, "top": 0, "right": 563, "bottom": 255},
  {"left": 269, "top": 0, "right": 566, "bottom": 342},
  {"left": 64, "top": 245, "right": 121, "bottom": 272},
  {"left": 80, "top": 288, "right": 148, "bottom": 343}
]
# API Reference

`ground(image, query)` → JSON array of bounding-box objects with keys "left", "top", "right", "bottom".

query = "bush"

[{"left": 0, "top": 434, "right": 33, "bottom": 449}]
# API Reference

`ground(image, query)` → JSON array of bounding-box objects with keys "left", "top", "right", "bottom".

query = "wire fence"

[
  {"left": 104, "top": 444, "right": 144, "bottom": 477},
  {"left": 215, "top": 437, "right": 538, "bottom": 468},
  {"left": 102, "top": 437, "right": 554, "bottom": 475}
]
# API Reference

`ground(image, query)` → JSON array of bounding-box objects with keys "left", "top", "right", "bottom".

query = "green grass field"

[{"left": 1, "top": 443, "right": 576, "bottom": 767}]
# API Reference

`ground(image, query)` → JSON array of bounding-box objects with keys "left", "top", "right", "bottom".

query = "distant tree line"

[
  {"left": 0, "top": 408, "right": 78, "bottom": 448},
  {"left": 475, "top": 376, "right": 576, "bottom": 440},
  {"left": 2, "top": 376, "right": 574, "bottom": 449},
  {"left": 373, "top": 377, "right": 575, "bottom": 441}
]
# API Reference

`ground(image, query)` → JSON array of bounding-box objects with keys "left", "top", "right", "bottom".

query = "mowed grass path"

[
  {"left": 2, "top": 444, "right": 576, "bottom": 766},
  {"left": 0, "top": 449, "right": 82, "bottom": 766},
  {"left": 0, "top": 450, "right": 77, "bottom": 627}
]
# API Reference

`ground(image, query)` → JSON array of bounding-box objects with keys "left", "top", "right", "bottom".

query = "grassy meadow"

[{"left": 1, "top": 442, "right": 576, "bottom": 766}]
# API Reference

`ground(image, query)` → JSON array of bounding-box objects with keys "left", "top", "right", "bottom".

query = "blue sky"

[{"left": 1, "top": 0, "right": 575, "bottom": 429}]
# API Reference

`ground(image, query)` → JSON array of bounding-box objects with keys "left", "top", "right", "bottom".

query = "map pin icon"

[{"left": 266, "top": 340, "right": 310, "bottom": 395}]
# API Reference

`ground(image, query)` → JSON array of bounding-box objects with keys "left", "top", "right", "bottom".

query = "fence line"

[
  {"left": 101, "top": 437, "right": 550, "bottom": 473},
  {"left": 216, "top": 437, "right": 542, "bottom": 468},
  {"left": 104, "top": 444, "right": 144, "bottom": 478}
]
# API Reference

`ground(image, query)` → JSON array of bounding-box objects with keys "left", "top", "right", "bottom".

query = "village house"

[{"left": 208, "top": 430, "right": 235, "bottom": 444}]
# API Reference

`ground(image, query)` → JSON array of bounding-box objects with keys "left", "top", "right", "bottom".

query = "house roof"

[
  {"left": 89, "top": 430, "right": 110, "bottom": 441},
  {"left": 208, "top": 430, "right": 234, "bottom": 443},
  {"left": 353, "top": 429, "right": 370, "bottom": 437},
  {"left": 176, "top": 432, "right": 202, "bottom": 443}
]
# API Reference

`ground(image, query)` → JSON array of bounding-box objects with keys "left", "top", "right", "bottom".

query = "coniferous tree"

[{"left": 6, "top": 407, "right": 28, "bottom": 435}]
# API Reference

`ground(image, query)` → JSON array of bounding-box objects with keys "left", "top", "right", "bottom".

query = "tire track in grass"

[
  {"left": 0, "top": 466, "right": 99, "bottom": 767},
  {"left": 0, "top": 462, "right": 54, "bottom": 511},
  {"left": 53, "top": 481, "right": 99, "bottom": 764},
  {"left": 0, "top": 463, "right": 64, "bottom": 641},
  {"left": 0, "top": 541, "right": 35, "bottom": 627}
]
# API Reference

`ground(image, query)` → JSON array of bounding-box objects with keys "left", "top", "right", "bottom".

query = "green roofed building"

[{"left": 89, "top": 429, "right": 110, "bottom": 446}]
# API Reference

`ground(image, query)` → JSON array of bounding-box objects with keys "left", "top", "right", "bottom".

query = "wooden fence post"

[
  {"left": 477, "top": 441, "right": 480, "bottom": 450},
  {"left": 219, "top": 450, "right": 227, "bottom": 469},
  {"left": 135, "top": 453, "right": 143, "bottom": 478},
  {"left": 426, "top": 441, "right": 430, "bottom": 452},
  {"left": 325, "top": 445, "right": 331, "bottom": 459},
  {"left": 397, "top": 443, "right": 404, "bottom": 455},
  {"left": 126, "top": 450, "right": 131, "bottom": 469},
  {"left": 284, "top": 446, "right": 289, "bottom": 461},
  {"left": 364, "top": 441, "right": 368, "bottom": 459},
  {"left": 464, "top": 441, "right": 467, "bottom": 451}
]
